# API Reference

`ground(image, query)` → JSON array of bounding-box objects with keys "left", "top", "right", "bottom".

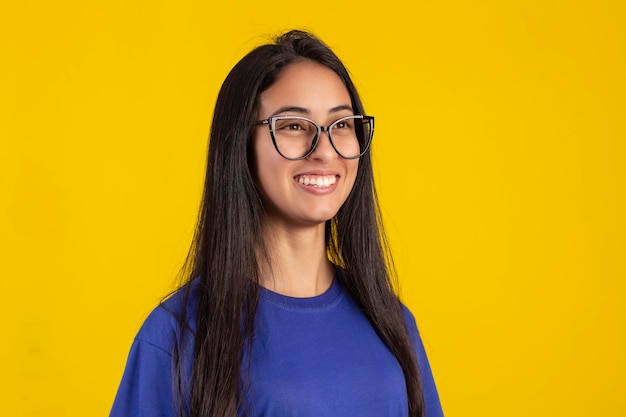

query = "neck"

[{"left": 259, "top": 221, "right": 334, "bottom": 298}]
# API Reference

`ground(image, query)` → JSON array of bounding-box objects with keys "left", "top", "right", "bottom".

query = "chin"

[
  {"left": 305, "top": 206, "right": 341, "bottom": 223},
  {"left": 291, "top": 211, "right": 337, "bottom": 228}
]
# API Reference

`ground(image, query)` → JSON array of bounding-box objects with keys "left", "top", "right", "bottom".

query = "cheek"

[
  {"left": 346, "top": 160, "right": 359, "bottom": 188},
  {"left": 253, "top": 139, "right": 288, "bottom": 197},
  {"left": 338, "top": 161, "right": 360, "bottom": 205},
  {"left": 253, "top": 156, "right": 273, "bottom": 199},
  {"left": 253, "top": 135, "right": 271, "bottom": 178}
]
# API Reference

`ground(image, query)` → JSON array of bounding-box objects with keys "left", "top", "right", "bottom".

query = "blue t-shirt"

[{"left": 110, "top": 278, "right": 444, "bottom": 417}]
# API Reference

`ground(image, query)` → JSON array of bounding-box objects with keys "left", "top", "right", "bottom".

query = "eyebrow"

[{"left": 270, "top": 104, "right": 353, "bottom": 117}]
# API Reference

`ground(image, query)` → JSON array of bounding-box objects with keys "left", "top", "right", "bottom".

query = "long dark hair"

[{"left": 173, "top": 30, "right": 424, "bottom": 417}]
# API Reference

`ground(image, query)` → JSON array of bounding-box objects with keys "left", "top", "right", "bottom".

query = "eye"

[
  {"left": 335, "top": 119, "right": 354, "bottom": 129},
  {"left": 275, "top": 119, "right": 310, "bottom": 131},
  {"left": 285, "top": 123, "right": 305, "bottom": 131}
]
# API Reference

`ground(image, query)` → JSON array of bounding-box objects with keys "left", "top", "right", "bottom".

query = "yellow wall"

[{"left": 1, "top": 1, "right": 624, "bottom": 415}]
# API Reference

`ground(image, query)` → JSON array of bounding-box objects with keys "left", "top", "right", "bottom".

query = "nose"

[{"left": 308, "top": 130, "right": 336, "bottom": 162}]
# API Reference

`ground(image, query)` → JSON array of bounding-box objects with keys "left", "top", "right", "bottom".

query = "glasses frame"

[{"left": 254, "top": 114, "right": 374, "bottom": 160}]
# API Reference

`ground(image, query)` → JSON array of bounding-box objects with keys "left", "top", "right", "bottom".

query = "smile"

[{"left": 295, "top": 175, "right": 337, "bottom": 188}]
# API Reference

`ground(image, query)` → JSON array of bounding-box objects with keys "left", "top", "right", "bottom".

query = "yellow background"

[{"left": 1, "top": 0, "right": 624, "bottom": 416}]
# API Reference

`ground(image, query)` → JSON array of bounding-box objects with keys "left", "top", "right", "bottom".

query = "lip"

[
  {"left": 294, "top": 170, "right": 340, "bottom": 177},
  {"left": 293, "top": 170, "right": 340, "bottom": 195}
]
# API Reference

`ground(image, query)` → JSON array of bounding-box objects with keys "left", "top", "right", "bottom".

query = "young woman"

[{"left": 110, "top": 30, "right": 443, "bottom": 417}]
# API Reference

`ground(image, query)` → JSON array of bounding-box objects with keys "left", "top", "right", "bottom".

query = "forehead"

[{"left": 258, "top": 61, "right": 352, "bottom": 117}]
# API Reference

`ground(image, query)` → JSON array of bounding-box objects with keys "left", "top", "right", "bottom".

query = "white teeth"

[{"left": 297, "top": 175, "right": 337, "bottom": 188}]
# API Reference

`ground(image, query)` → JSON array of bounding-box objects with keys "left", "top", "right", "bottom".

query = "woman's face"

[{"left": 252, "top": 61, "right": 359, "bottom": 230}]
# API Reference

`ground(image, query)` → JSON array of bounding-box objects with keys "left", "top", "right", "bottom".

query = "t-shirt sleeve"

[
  {"left": 402, "top": 306, "right": 445, "bottom": 417},
  {"left": 110, "top": 307, "right": 179, "bottom": 417}
]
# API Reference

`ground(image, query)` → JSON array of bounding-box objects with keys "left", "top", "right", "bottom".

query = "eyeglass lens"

[{"left": 272, "top": 116, "right": 372, "bottom": 159}]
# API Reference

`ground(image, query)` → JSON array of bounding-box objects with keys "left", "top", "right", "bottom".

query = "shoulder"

[
  {"left": 399, "top": 304, "right": 429, "bottom": 375},
  {"left": 399, "top": 303, "right": 431, "bottom": 366},
  {"left": 134, "top": 280, "right": 200, "bottom": 355},
  {"left": 400, "top": 304, "right": 421, "bottom": 344},
  {"left": 400, "top": 304, "right": 445, "bottom": 417},
  {"left": 110, "top": 281, "right": 201, "bottom": 417}
]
